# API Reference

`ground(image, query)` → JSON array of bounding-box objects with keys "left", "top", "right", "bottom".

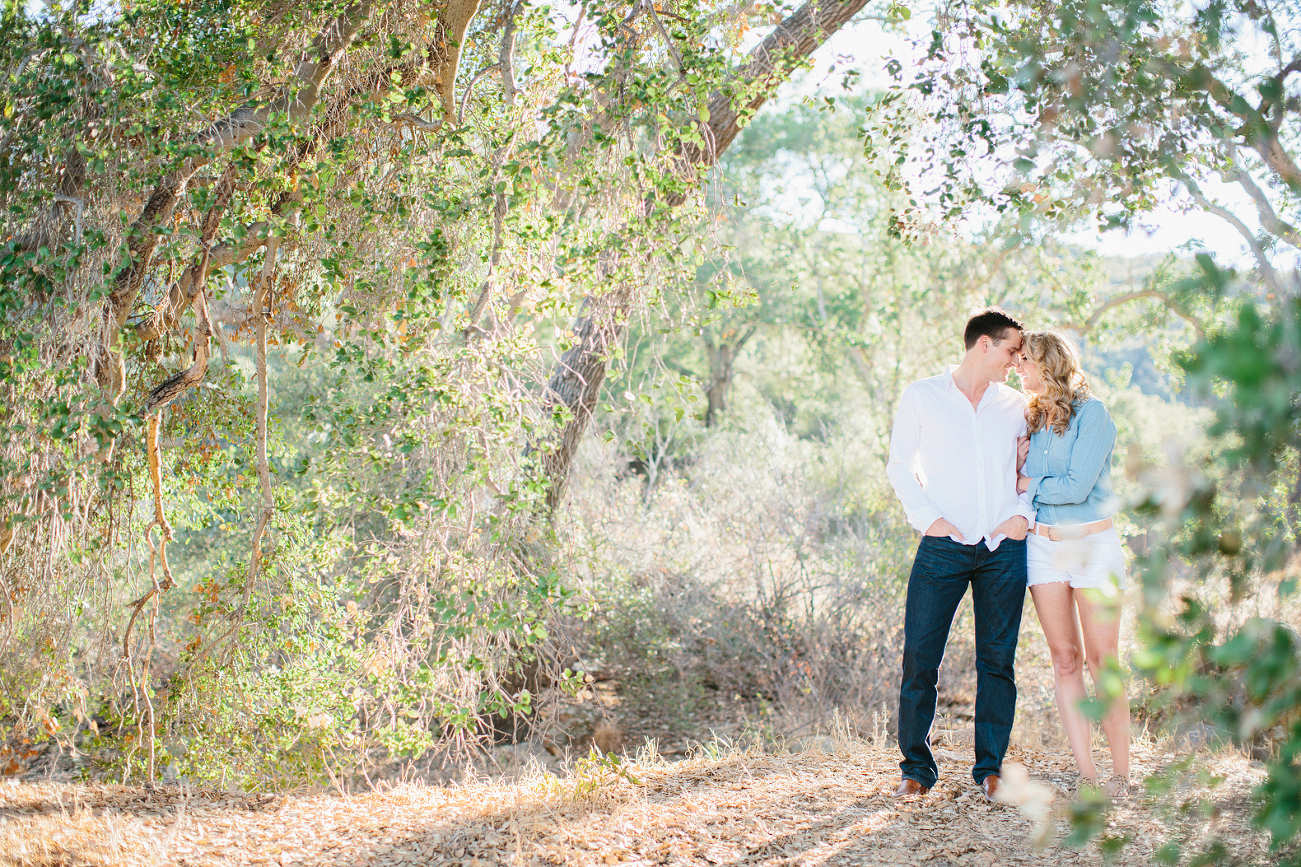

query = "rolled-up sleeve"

[
  {"left": 1030, "top": 401, "right": 1117, "bottom": 506},
  {"left": 887, "top": 385, "right": 944, "bottom": 533}
]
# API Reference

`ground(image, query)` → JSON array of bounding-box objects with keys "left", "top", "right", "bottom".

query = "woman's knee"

[
  {"left": 1085, "top": 648, "right": 1118, "bottom": 677},
  {"left": 1050, "top": 643, "right": 1084, "bottom": 676}
]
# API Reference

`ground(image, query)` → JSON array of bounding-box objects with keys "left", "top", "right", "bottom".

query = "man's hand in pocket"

[
  {"left": 993, "top": 516, "right": 1029, "bottom": 541},
  {"left": 925, "top": 518, "right": 965, "bottom": 542}
]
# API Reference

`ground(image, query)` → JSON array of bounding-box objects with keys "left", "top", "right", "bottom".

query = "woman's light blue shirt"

[{"left": 1023, "top": 396, "right": 1118, "bottom": 526}]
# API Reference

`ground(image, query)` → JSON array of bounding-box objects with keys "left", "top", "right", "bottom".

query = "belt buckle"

[{"left": 1047, "top": 527, "right": 1063, "bottom": 542}]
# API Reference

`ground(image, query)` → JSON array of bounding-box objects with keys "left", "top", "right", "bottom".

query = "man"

[{"left": 885, "top": 307, "right": 1032, "bottom": 802}]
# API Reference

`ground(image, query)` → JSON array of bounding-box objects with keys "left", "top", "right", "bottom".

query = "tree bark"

[
  {"left": 433, "top": 0, "right": 486, "bottom": 121},
  {"left": 682, "top": 0, "right": 873, "bottom": 173},
  {"left": 539, "top": 283, "right": 637, "bottom": 515}
]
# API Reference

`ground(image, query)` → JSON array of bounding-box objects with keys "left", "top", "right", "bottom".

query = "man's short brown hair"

[{"left": 963, "top": 307, "right": 1025, "bottom": 350}]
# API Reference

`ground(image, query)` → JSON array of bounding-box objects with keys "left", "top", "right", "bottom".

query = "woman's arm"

[{"left": 1024, "top": 400, "right": 1117, "bottom": 506}]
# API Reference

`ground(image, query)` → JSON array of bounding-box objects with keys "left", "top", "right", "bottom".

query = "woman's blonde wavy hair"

[{"left": 1023, "top": 330, "right": 1091, "bottom": 436}]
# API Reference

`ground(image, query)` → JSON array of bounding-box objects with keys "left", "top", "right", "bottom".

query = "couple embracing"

[{"left": 886, "top": 308, "right": 1130, "bottom": 802}]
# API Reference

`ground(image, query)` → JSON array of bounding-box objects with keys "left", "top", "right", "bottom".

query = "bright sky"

[
  {"left": 32, "top": 0, "right": 1279, "bottom": 273},
  {"left": 768, "top": 13, "right": 1284, "bottom": 271}
]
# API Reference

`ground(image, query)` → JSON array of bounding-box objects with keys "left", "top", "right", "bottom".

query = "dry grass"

[{"left": 0, "top": 736, "right": 1274, "bottom": 867}]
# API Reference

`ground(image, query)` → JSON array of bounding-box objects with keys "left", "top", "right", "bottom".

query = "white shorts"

[{"left": 1026, "top": 526, "right": 1127, "bottom": 592}]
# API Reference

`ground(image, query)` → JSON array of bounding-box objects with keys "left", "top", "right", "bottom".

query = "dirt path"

[{"left": 0, "top": 739, "right": 1273, "bottom": 867}]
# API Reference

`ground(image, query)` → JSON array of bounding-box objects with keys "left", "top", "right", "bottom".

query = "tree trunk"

[
  {"left": 537, "top": 0, "right": 872, "bottom": 511},
  {"left": 703, "top": 342, "right": 735, "bottom": 427},
  {"left": 539, "top": 283, "right": 635, "bottom": 515},
  {"left": 703, "top": 326, "right": 756, "bottom": 427}
]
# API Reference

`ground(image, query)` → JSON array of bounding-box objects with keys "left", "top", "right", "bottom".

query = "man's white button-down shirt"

[{"left": 887, "top": 366, "right": 1034, "bottom": 551}]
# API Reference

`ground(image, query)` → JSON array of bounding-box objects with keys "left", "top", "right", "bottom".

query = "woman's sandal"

[
  {"left": 1074, "top": 776, "right": 1101, "bottom": 796},
  {"left": 1104, "top": 774, "right": 1131, "bottom": 799}
]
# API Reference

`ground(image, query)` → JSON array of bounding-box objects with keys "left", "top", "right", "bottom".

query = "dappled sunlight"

[
  {"left": 2, "top": 0, "right": 1301, "bottom": 863},
  {"left": 0, "top": 737, "right": 1273, "bottom": 866}
]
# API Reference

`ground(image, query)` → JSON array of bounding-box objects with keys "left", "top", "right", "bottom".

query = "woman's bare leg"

[
  {"left": 1030, "top": 581, "right": 1097, "bottom": 781},
  {"left": 1075, "top": 587, "right": 1129, "bottom": 782}
]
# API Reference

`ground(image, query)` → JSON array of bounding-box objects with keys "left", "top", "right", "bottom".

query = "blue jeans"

[{"left": 898, "top": 535, "right": 1027, "bottom": 787}]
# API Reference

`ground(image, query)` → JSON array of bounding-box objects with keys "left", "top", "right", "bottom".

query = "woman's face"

[{"left": 1017, "top": 354, "right": 1044, "bottom": 393}]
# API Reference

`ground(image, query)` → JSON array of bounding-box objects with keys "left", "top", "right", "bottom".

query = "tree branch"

[
  {"left": 243, "top": 234, "right": 281, "bottom": 624},
  {"left": 1226, "top": 151, "right": 1301, "bottom": 250},
  {"left": 1075, "top": 289, "right": 1205, "bottom": 339},
  {"left": 1259, "top": 55, "right": 1301, "bottom": 128},
  {"left": 686, "top": 0, "right": 874, "bottom": 173},
  {"left": 1190, "top": 64, "right": 1301, "bottom": 189},
  {"left": 499, "top": 0, "right": 523, "bottom": 106},
  {"left": 129, "top": 50, "right": 433, "bottom": 346},
  {"left": 459, "top": 63, "right": 503, "bottom": 123},
  {"left": 1185, "top": 184, "right": 1281, "bottom": 295},
  {"left": 645, "top": 0, "right": 684, "bottom": 71},
  {"left": 98, "top": 2, "right": 374, "bottom": 396}
]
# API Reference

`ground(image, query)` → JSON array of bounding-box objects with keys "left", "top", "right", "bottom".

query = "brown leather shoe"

[
  {"left": 892, "top": 778, "right": 930, "bottom": 799},
  {"left": 979, "top": 774, "right": 1002, "bottom": 802}
]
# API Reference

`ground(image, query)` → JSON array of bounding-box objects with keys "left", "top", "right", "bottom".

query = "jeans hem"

[{"left": 900, "top": 768, "right": 938, "bottom": 789}]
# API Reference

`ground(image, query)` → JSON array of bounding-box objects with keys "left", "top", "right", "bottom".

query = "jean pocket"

[{"left": 919, "top": 534, "right": 968, "bottom": 559}]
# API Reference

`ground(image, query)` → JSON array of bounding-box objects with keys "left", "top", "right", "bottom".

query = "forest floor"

[{"left": 0, "top": 733, "right": 1278, "bottom": 867}]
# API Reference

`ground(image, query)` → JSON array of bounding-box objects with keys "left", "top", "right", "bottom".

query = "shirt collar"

[{"left": 945, "top": 364, "right": 1013, "bottom": 406}]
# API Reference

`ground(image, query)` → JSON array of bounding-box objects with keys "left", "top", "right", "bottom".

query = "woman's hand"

[
  {"left": 1017, "top": 474, "right": 1030, "bottom": 494},
  {"left": 1016, "top": 435, "right": 1029, "bottom": 471}
]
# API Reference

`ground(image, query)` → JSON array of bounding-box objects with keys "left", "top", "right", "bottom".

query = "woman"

[{"left": 1016, "top": 331, "right": 1131, "bottom": 797}]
